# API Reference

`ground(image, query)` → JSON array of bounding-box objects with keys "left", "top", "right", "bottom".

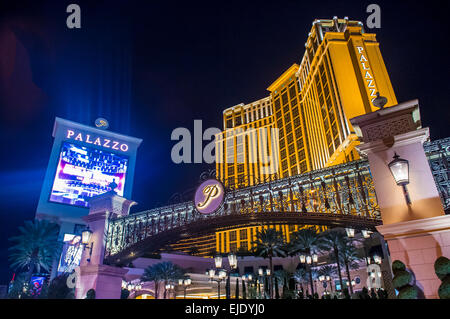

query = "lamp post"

[
  {"left": 209, "top": 269, "right": 226, "bottom": 299},
  {"left": 241, "top": 274, "right": 252, "bottom": 299},
  {"left": 81, "top": 228, "right": 93, "bottom": 263},
  {"left": 165, "top": 283, "right": 175, "bottom": 299},
  {"left": 345, "top": 228, "right": 355, "bottom": 238},
  {"left": 214, "top": 254, "right": 238, "bottom": 299},
  {"left": 299, "top": 252, "right": 318, "bottom": 296},
  {"left": 257, "top": 267, "right": 270, "bottom": 298},
  {"left": 178, "top": 278, "right": 192, "bottom": 299},
  {"left": 124, "top": 281, "right": 142, "bottom": 299},
  {"left": 388, "top": 153, "right": 411, "bottom": 205}
]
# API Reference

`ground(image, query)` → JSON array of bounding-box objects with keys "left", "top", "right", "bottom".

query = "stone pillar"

[
  {"left": 75, "top": 191, "right": 136, "bottom": 299},
  {"left": 350, "top": 99, "right": 449, "bottom": 298}
]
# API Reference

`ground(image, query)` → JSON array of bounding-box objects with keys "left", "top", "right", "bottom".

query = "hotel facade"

[{"left": 212, "top": 18, "right": 397, "bottom": 254}]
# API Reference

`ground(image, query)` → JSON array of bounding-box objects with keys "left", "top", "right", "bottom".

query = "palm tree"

[
  {"left": 141, "top": 264, "right": 161, "bottom": 299},
  {"left": 289, "top": 228, "right": 320, "bottom": 294},
  {"left": 318, "top": 228, "right": 347, "bottom": 295},
  {"left": 8, "top": 220, "right": 61, "bottom": 284},
  {"left": 141, "top": 261, "right": 185, "bottom": 299},
  {"left": 251, "top": 228, "right": 286, "bottom": 299},
  {"left": 293, "top": 268, "right": 309, "bottom": 295},
  {"left": 339, "top": 240, "right": 361, "bottom": 295},
  {"left": 274, "top": 269, "right": 292, "bottom": 299}
]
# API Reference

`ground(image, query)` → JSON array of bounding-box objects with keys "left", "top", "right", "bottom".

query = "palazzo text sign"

[
  {"left": 355, "top": 45, "right": 378, "bottom": 104},
  {"left": 65, "top": 129, "right": 129, "bottom": 152}
]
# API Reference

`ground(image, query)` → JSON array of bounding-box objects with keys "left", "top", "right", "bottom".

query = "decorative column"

[
  {"left": 350, "top": 99, "right": 450, "bottom": 298},
  {"left": 75, "top": 191, "right": 137, "bottom": 299}
]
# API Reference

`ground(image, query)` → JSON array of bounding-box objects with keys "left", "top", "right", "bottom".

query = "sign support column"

[
  {"left": 350, "top": 99, "right": 450, "bottom": 298},
  {"left": 75, "top": 191, "right": 136, "bottom": 299}
]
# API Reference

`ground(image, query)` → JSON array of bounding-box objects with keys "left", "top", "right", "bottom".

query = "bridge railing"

[{"left": 424, "top": 137, "right": 450, "bottom": 213}]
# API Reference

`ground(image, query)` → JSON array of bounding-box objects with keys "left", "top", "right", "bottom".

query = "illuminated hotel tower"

[
  {"left": 216, "top": 17, "right": 397, "bottom": 187},
  {"left": 211, "top": 17, "right": 397, "bottom": 254}
]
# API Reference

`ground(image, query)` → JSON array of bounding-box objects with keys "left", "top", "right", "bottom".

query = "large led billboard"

[
  {"left": 49, "top": 141, "right": 129, "bottom": 208},
  {"left": 37, "top": 117, "right": 142, "bottom": 223}
]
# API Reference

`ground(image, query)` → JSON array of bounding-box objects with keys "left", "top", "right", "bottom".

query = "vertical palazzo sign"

[
  {"left": 354, "top": 44, "right": 378, "bottom": 104},
  {"left": 194, "top": 179, "right": 225, "bottom": 215}
]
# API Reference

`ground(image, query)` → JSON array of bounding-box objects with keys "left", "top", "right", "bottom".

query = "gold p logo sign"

[{"left": 197, "top": 185, "right": 220, "bottom": 208}]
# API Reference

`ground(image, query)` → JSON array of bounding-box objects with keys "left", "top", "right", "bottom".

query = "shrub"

[
  {"left": 391, "top": 260, "right": 417, "bottom": 299},
  {"left": 434, "top": 256, "right": 450, "bottom": 299}
]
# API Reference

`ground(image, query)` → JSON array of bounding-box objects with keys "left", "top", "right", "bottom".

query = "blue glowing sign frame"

[{"left": 36, "top": 117, "right": 142, "bottom": 223}]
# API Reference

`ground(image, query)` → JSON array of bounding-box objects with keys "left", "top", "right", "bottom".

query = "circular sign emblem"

[
  {"left": 95, "top": 118, "right": 109, "bottom": 130},
  {"left": 194, "top": 179, "right": 225, "bottom": 215}
]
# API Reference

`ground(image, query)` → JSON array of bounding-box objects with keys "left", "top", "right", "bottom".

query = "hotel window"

[
  {"left": 230, "top": 230, "right": 237, "bottom": 242},
  {"left": 281, "top": 160, "right": 288, "bottom": 171},
  {"left": 240, "top": 241, "right": 248, "bottom": 251},
  {"left": 235, "top": 115, "right": 242, "bottom": 126},
  {"left": 274, "top": 99, "right": 281, "bottom": 110},
  {"left": 230, "top": 242, "right": 237, "bottom": 253},
  {"left": 291, "top": 97, "right": 298, "bottom": 106},
  {"left": 281, "top": 93, "right": 288, "bottom": 105},
  {"left": 296, "top": 138, "right": 304, "bottom": 150},
  {"left": 290, "top": 154, "right": 297, "bottom": 166},
  {"left": 288, "top": 143, "right": 295, "bottom": 154},
  {"left": 300, "top": 161, "right": 307, "bottom": 173},
  {"left": 226, "top": 118, "right": 233, "bottom": 128},
  {"left": 298, "top": 149, "right": 306, "bottom": 161},
  {"left": 239, "top": 229, "right": 248, "bottom": 240},
  {"left": 289, "top": 85, "right": 296, "bottom": 99}
]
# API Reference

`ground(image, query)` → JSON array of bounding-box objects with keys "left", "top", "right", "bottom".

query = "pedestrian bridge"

[{"left": 104, "top": 138, "right": 449, "bottom": 266}]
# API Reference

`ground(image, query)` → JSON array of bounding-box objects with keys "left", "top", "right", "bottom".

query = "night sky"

[{"left": 0, "top": 0, "right": 449, "bottom": 284}]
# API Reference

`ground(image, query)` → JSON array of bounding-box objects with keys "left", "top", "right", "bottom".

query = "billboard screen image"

[{"left": 49, "top": 141, "right": 129, "bottom": 208}]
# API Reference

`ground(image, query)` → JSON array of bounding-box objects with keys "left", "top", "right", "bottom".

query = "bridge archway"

[{"left": 105, "top": 210, "right": 381, "bottom": 266}]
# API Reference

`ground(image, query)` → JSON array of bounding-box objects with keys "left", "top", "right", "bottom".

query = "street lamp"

[
  {"left": 214, "top": 255, "right": 223, "bottom": 268},
  {"left": 373, "top": 255, "right": 382, "bottom": 264},
  {"left": 345, "top": 228, "right": 355, "bottom": 238},
  {"left": 299, "top": 253, "right": 318, "bottom": 296},
  {"left": 209, "top": 269, "right": 226, "bottom": 299},
  {"left": 228, "top": 253, "right": 238, "bottom": 269},
  {"left": 81, "top": 228, "right": 93, "bottom": 262},
  {"left": 388, "top": 153, "right": 411, "bottom": 205},
  {"left": 361, "top": 230, "right": 372, "bottom": 239},
  {"left": 178, "top": 278, "right": 191, "bottom": 299},
  {"left": 165, "top": 283, "right": 175, "bottom": 299}
]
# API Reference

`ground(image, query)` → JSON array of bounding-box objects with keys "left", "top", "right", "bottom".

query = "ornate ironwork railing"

[
  {"left": 105, "top": 159, "right": 380, "bottom": 259},
  {"left": 424, "top": 137, "right": 450, "bottom": 212},
  {"left": 104, "top": 137, "right": 450, "bottom": 261}
]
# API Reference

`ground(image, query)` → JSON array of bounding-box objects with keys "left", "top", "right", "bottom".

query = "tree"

[
  {"left": 141, "top": 261, "right": 186, "bottom": 299},
  {"left": 289, "top": 228, "right": 320, "bottom": 294},
  {"left": 8, "top": 220, "right": 61, "bottom": 285},
  {"left": 293, "top": 268, "right": 308, "bottom": 295},
  {"left": 251, "top": 228, "right": 286, "bottom": 298},
  {"left": 338, "top": 239, "right": 361, "bottom": 295},
  {"left": 319, "top": 228, "right": 347, "bottom": 296}
]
